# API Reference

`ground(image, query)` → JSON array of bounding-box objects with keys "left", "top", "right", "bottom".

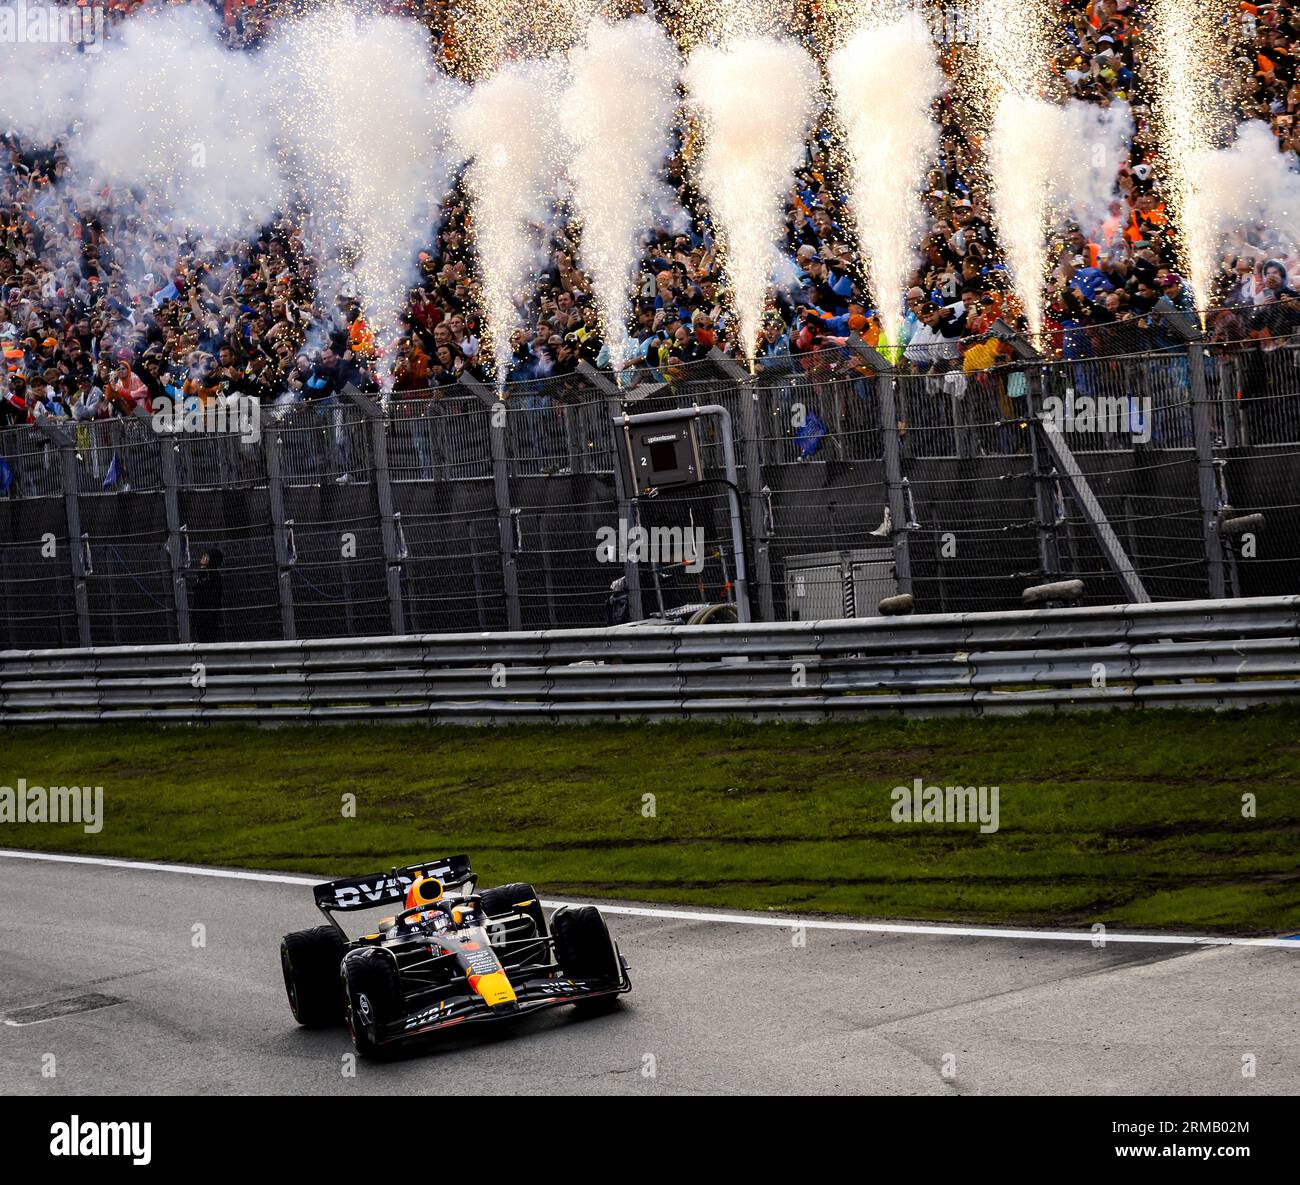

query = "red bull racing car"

[{"left": 279, "top": 855, "right": 631, "bottom": 1056}]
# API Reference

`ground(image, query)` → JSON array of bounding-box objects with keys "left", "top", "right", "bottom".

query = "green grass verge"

[{"left": 2, "top": 709, "right": 1298, "bottom": 934}]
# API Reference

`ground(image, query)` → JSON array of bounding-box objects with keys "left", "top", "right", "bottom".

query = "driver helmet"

[{"left": 403, "top": 875, "right": 445, "bottom": 924}]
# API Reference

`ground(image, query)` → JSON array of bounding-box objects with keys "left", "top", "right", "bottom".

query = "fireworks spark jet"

[
  {"left": 454, "top": 60, "right": 566, "bottom": 391},
  {"left": 974, "top": 0, "right": 1130, "bottom": 337},
  {"left": 562, "top": 17, "right": 679, "bottom": 370},
  {"left": 975, "top": 0, "right": 1056, "bottom": 337},
  {"left": 828, "top": 5, "right": 943, "bottom": 350},
  {"left": 272, "top": 4, "right": 463, "bottom": 383},
  {"left": 684, "top": 35, "right": 819, "bottom": 363},
  {"left": 1146, "top": 0, "right": 1237, "bottom": 322}
]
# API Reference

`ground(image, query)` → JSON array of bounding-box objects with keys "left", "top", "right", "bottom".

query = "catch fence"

[{"left": 0, "top": 329, "right": 1297, "bottom": 649}]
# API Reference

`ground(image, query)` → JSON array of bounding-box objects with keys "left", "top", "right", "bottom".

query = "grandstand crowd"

[{"left": 2, "top": 0, "right": 1300, "bottom": 437}]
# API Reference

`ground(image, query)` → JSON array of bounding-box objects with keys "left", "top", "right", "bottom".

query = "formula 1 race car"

[{"left": 279, "top": 855, "right": 631, "bottom": 1056}]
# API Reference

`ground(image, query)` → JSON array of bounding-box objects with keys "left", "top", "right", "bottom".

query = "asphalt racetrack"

[{"left": 2, "top": 852, "right": 1296, "bottom": 1095}]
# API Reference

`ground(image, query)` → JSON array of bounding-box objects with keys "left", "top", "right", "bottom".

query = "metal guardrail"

[{"left": 2, "top": 596, "right": 1296, "bottom": 724}]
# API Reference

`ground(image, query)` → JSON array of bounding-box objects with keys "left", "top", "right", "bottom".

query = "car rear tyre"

[
  {"left": 551, "top": 906, "right": 622, "bottom": 1014},
  {"left": 480, "top": 882, "right": 547, "bottom": 934},
  {"left": 281, "top": 926, "right": 347, "bottom": 1028},
  {"left": 342, "top": 948, "right": 402, "bottom": 1058},
  {"left": 480, "top": 882, "right": 548, "bottom": 965}
]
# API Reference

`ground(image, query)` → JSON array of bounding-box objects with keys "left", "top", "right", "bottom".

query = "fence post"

[
  {"left": 1025, "top": 365, "right": 1064, "bottom": 582},
  {"left": 34, "top": 421, "right": 91, "bottom": 647},
  {"left": 608, "top": 406, "right": 644, "bottom": 621},
  {"left": 263, "top": 421, "right": 297, "bottom": 640},
  {"left": 578, "top": 362, "right": 644, "bottom": 620},
  {"left": 708, "top": 348, "right": 774, "bottom": 620},
  {"left": 951, "top": 381, "right": 974, "bottom": 459},
  {"left": 1187, "top": 341, "right": 1227, "bottom": 599},
  {"left": 1219, "top": 353, "right": 1241, "bottom": 449},
  {"left": 460, "top": 374, "right": 522, "bottom": 631},
  {"left": 841, "top": 335, "right": 910, "bottom": 600},
  {"left": 343, "top": 386, "right": 406, "bottom": 635},
  {"left": 879, "top": 376, "right": 914, "bottom": 595},
  {"left": 738, "top": 376, "right": 774, "bottom": 621},
  {"left": 990, "top": 322, "right": 1064, "bottom": 583},
  {"left": 158, "top": 432, "right": 191, "bottom": 643}
]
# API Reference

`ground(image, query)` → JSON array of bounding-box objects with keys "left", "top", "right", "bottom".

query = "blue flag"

[
  {"left": 0, "top": 455, "right": 12, "bottom": 494},
  {"left": 795, "top": 412, "right": 828, "bottom": 459},
  {"left": 103, "top": 453, "right": 121, "bottom": 491}
]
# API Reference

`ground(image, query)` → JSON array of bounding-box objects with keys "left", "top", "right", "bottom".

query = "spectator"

[
  {"left": 1256, "top": 258, "right": 1299, "bottom": 303},
  {"left": 105, "top": 357, "right": 149, "bottom": 417}
]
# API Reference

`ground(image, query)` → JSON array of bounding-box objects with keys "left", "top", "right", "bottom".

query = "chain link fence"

[{"left": 2, "top": 327, "right": 1298, "bottom": 649}]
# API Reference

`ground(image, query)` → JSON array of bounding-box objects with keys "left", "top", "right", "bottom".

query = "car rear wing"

[{"left": 313, "top": 855, "right": 474, "bottom": 914}]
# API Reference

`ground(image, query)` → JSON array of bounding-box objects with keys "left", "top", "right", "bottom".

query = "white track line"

[
  {"left": 2, "top": 848, "right": 1297, "bottom": 949},
  {"left": 0, "top": 849, "right": 321, "bottom": 886}
]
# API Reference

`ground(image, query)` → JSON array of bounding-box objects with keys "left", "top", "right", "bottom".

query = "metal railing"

[{"left": 1, "top": 596, "right": 1295, "bottom": 724}]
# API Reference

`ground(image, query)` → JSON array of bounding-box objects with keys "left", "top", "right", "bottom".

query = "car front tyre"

[
  {"left": 551, "top": 906, "right": 624, "bottom": 1016},
  {"left": 341, "top": 948, "right": 401, "bottom": 1058},
  {"left": 281, "top": 926, "right": 348, "bottom": 1028}
]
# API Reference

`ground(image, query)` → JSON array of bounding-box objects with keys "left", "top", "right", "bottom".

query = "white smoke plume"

[
  {"left": 70, "top": 7, "right": 285, "bottom": 239},
  {"left": 2, "top": 5, "right": 467, "bottom": 379},
  {"left": 1050, "top": 100, "right": 1133, "bottom": 240},
  {"left": 989, "top": 95, "right": 1132, "bottom": 335},
  {"left": 685, "top": 35, "right": 820, "bottom": 363},
  {"left": 1189, "top": 121, "right": 1300, "bottom": 290},
  {"left": 562, "top": 17, "right": 679, "bottom": 370},
  {"left": 0, "top": 40, "right": 86, "bottom": 143},
  {"left": 828, "top": 8, "right": 943, "bottom": 349},
  {"left": 453, "top": 59, "right": 566, "bottom": 390}
]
